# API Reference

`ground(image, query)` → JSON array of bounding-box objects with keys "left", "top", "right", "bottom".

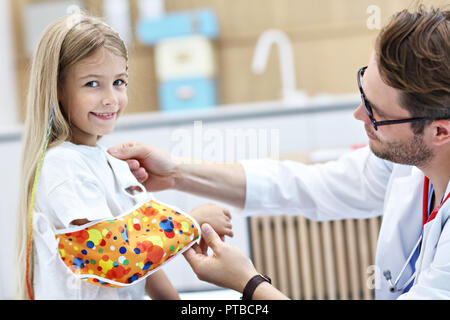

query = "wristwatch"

[{"left": 241, "top": 274, "right": 272, "bottom": 300}]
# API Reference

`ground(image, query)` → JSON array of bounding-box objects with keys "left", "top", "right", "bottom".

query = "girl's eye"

[
  {"left": 114, "top": 79, "right": 127, "bottom": 87},
  {"left": 85, "top": 81, "right": 99, "bottom": 88}
]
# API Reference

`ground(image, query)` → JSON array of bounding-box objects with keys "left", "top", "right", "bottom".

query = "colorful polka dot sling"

[
  {"left": 55, "top": 199, "right": 200, "bottom": 287},
  {"left": 56, "top": 200, "right": 200, "bottom": 287}
]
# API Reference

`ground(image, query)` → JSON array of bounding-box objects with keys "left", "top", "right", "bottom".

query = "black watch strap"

[{"left": 241, "top": 274, "right": 272, "bottom": 300}]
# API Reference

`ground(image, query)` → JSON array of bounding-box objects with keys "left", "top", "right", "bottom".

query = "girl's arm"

[{"left": 145, "top": 269, "right": 180, "bottom": 300}]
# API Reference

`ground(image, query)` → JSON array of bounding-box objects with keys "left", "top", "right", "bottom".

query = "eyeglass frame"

[{"left": 357, "top": 66, "right": 435, "bottom": 131}]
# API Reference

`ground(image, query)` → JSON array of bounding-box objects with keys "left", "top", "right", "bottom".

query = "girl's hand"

[{"left": 190, "top": 203, "right": 233, "bottom": 240}]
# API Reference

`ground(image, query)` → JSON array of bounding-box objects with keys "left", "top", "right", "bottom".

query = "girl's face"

[{"left": 59, "top": 47, "right": 128, "bottom": 146}]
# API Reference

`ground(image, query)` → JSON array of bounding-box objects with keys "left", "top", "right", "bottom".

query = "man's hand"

[
  {"left": 183, "top": 223, "right": 258, "bottom": 293},
  {"left": 108, "top": 142, "right": 180, "bottom": 191}
]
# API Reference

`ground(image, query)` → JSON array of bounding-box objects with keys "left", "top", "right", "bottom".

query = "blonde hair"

[{"left": 15, "top": 13, "right": 128, "bottom": 299}]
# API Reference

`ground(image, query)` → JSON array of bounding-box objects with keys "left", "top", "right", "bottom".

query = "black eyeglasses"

[{"left": 357, "top": 66, "right": 433, "bottom": 131}]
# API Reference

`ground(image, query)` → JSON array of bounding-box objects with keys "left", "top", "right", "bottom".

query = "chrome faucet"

[{"left": 251, "top": 29, "right": 306, "bottom": 104}]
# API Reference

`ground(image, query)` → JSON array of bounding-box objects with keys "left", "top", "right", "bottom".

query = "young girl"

[{"left": 16, "top": 13, "right": 233, "bottom": 300}]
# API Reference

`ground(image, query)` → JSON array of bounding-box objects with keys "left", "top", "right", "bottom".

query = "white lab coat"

[{"left": 240, "top": 146, "right": 450, "bottom": 299}]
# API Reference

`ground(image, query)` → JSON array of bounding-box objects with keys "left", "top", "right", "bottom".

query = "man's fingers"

[
  {"left": 199, "top": 238, "right": 208, "bottom": 254},
  {"left": 183, "top": 245, "right": 205, "bottom": 268},
  {"left": 126, "top": 159, "right": 140, "bottom": 170},
  {"left": 183, "top": 247, "right": 198, "bottom": 264},
  {"left": 189, "top": 243, "right": 202, "bottom": 255},
  {"left": 108, "top": 141, "right": 148, "bottom": 160},
  {"left": 201, "top": 223, "right": 222, "bottom": 252},
  {"left": 133, "top": 168, "right": 148, "bottom": 182}
]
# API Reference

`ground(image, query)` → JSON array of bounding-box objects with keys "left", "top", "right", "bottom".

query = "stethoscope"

[
  {"left": 383, "top": 234, "right": 422, "bottom": 292},
  {"left": 382, "top": 177, "right": 450, "bottom": 293}
]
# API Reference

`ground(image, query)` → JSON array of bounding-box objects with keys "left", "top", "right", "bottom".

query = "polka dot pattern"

[{"left": 56, "top": 200, "right": 199, "bottom": 287}]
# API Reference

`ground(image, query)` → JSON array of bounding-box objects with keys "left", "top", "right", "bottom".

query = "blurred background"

[{"left": 0, "top": 0, "right": 446, "bottom": 300}]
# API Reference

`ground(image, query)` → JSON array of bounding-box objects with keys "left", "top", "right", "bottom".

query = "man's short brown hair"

[{"left": 375, "top": 5, "right": 449, "bottom": 134}]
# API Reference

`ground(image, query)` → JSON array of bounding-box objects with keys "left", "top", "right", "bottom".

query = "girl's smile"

[{"left": 90, "top": 111, "right": 117, "bottom": 120}]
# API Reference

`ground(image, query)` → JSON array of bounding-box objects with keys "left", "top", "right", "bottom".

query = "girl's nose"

[{"left": 102, "top": 87, "right": 119, "bottom": 106}]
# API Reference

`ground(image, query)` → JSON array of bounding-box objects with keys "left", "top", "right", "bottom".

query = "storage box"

[
  {"left": 155, "top": 35, "right": 216, "bottom": 80},
  {"left": 159, "top": 77, "right": 216, "bottom": 111},
  {"left": 137, "top": 9, "right": 218, "bottom": 45}
]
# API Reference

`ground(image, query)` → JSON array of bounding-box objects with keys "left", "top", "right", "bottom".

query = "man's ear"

[{"left": 429, "top": 120, "right": 450, "bottom": 146}]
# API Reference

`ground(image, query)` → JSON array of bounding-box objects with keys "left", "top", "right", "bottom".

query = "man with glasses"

[{"left": 109, "top": 6, "right": 449, "bottom": 299}]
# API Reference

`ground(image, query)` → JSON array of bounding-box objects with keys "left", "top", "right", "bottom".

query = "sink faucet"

[{"left": 251, "top": 29, "right": 306, "bottom": 104}]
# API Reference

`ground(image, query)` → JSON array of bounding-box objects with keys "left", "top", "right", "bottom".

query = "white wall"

[
  {"left": 0, "top": 0, "right": 19, "bottom": 126},
  {"left": 0, "top": 0, "right": 21, "bottom": 294},
  {"left": 0, "top": 139, "right": 22, "bottom": 299}
]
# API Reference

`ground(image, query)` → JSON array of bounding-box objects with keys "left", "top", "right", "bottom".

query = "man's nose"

[{"left": 353, "top": 102, "right": 370, "bottom": 126}]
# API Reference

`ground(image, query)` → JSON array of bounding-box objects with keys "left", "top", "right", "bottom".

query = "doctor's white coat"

[{"left": 240, "top": 146, "right": 450, "bottom": 299}]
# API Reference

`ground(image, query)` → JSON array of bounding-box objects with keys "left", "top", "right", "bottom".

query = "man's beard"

[{"left": 366, "top": 125, "right": 434, "bottom": 167}]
